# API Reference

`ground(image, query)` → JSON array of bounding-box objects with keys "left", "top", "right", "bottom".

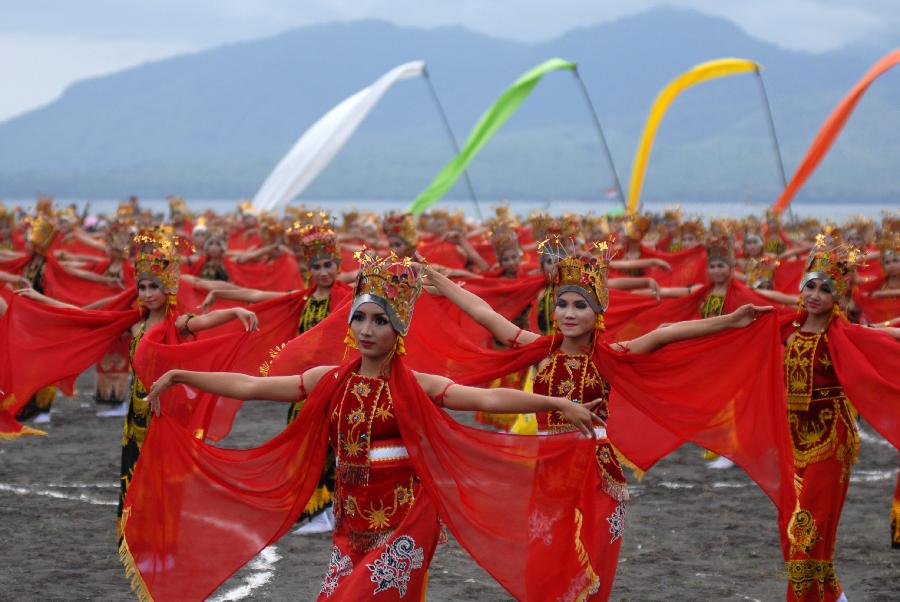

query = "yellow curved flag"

[{"left": 627, "top": 58, "right": 760, "bottom": 214}]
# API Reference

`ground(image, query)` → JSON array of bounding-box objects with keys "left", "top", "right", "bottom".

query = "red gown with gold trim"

[
  {"left": 781, "top": 329, "right": 859, "bottom": 602},
  {"left": 320, "top": 372, "right": 440, "bottom": 599}
]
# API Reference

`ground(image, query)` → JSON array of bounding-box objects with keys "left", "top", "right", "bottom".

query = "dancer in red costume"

[
  {"left": 422, "top": 237, "right": 792, "bottom": 595},
  {"left": 123, "top": 253, "right": 612, "bottom": 601},
  {"left": 14, "top": 227, "right": 259, "bottom": 538},
  {"left": 778, "top": 237, "right": 900, "bottom": 601}
]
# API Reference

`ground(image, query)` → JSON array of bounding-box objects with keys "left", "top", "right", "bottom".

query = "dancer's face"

[
  {"left": 883, "top": 253, "right": 900, "bottom": 277},
  {"left": 555, "top": 292, "right": 596, "bottom": 338},
  {"left": 801, "top": 278, "right": 834, "bottom": 317},
  {"left": 540, "top": 255, "right": 557, "bottom": 277},
  {"left": 743, "top": 238, "right": 762, "bottom": 257},
  {"left": 499, "top": 249, "right": 520, "bottom": 276},
  {"left": 137, "top": 279, "right": 166, "bottom": 311},
  {"left": 309, "top": 257, "right": 338, "bottom": 288},
  {"left": 707, "top": 259, "right": 732, "bottom": 285},
  {"left": 350, "top": 302, "right": 397, "bottom": 359},
  {"left": 206, "top": 241, "right": 224, "bottom": 259},
  {"left": 387, "top": 236, "right": 411, "bottom": 258}
]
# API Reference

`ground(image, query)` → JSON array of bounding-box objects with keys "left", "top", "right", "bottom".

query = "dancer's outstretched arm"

[
  {"left": 614, "top": 304, "right": 772, "bottom": 355},
  {"left": 415, "top": 372, "right": 602, "bottom": 437},
  {"left": 422, "top": 266, "right": 540, "bottom": 347},
  {"left": 148, "top": 365, "right": 335, "bottom": 414}
]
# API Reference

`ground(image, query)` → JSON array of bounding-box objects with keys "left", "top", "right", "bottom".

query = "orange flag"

[{"left": 773, "top": 50, "right": 900, "bottom": 213}]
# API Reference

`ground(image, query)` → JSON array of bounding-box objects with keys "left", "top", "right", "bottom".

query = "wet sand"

[{"left": 1, "top": 370, "right": 897, "bottom": 601}]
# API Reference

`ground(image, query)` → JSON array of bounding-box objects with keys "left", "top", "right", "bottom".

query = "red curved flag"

[{"left": 773, "top": 50, "right": 900, "bottom": 213}]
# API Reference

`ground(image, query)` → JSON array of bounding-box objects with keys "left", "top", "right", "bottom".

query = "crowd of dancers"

[{"left": 1, "top": 195, "right": 898, "bottom": 601}]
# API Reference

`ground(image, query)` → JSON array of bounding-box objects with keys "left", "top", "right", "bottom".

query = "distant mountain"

[{"left": 0, "top": 7, "right": 897, "bottom": 204}]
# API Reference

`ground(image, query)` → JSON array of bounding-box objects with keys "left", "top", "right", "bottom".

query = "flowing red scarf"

[
  {"left": 121, "top": 356, "right": 616, "bottom": 601},
  {"left": 0, "top": 294, "right": 139, "bottom": 438}
]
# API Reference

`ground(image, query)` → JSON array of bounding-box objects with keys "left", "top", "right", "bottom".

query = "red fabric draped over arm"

[
  {"left": 827, "top": 319, "right": 900, "bottom": 449},
  {"left": 42, "top": 254, "right": 126, "bottom": 306},
  {"left": 0, "top": 295, "right": 138, "bottom": 437},
  {"left": 601, "top": 312, "right": 796, "bottom": 516},
  {"left": 120, "top": 363, "right": 345, "bottom": 601},
  {"left": 133, "top": 292, "right": 309, "bottom": 440}
]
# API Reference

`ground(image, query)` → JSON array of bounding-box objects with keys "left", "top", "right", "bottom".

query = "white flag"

[{"left": 252, "top": 60, "right": 426, "bottom": 213}]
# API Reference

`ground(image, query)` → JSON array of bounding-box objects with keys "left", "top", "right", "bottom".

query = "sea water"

[{"left": 6, "top": 198, "right": 896, "bottom": 223}]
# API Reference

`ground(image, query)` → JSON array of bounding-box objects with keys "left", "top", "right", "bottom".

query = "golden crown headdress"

[
  {"left": 622, "top": 214, "right": 651, "bottom": 241},
  {"left": 0, "top": 203, "right": 13, "bottom": 225},
  {"left": 167, "top": 195, "right": 188, "bottom": 216},
  {"left": 238, "top": 200, "right": 258, "bottom": 216},
  {"left": 27, "top": 214, "right": 58, "bottom": 254},
  {"left": 350, "top": 252, "right": 423, "bottom": 336},
  {"left": 879, "top": 212, "right": 899, "bottom": 260},
  {"left": 489, "top": 223, "right": 520, "bottom": 257},
  {"left": 745, "top": 256, "right": 778, "bottom": 289},
  {"left": 382, "top": 212, "right": 419, "bottom": 248},
  {"left": 800, "top": 234, "right": 864, "bottom": 298},
  {"left": 705, "top": 235, "right": 734, "bottom": 265},
  {"left": 132, "top": 227, "right": 193, "bottom": 298},
  {"left": 540, "top": 236, "right": 616, "bottom": 313},
  {"left": 106, "top": 220, "right": 135, "bottom": 256},
  {"left": 298, "top": 223, "right": 338, "bottom": 263}
]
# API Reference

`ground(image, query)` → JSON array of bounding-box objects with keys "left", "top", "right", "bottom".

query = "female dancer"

[
  {"left": 778, "top": 239, "right": 900, "bottom": 601},
  {"left": 129, "top": 253, "right": 613, "bottom": 601},
  {"left": 18, "top": 227, "right": 258, "bottom": 539}
]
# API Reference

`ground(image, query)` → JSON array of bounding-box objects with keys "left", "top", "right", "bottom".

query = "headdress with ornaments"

[
  {"left": 298, "top": 223, "right": 339, "bottom": 264},
  {"left": 350, "top": 252, "right": 423, "bottom": 337},
  {"left": 382, "top": 212, "right": 419, "bottom": 248},
  {"left": 705, "top": 235, "right": 735, "bottom": 266},
  {"left": 237, "top": 201, "right": 258, "bottom": 217},
  {"left": 132, "top": 227, "right": 193, "bottom": 303},
  {"left": 540, "top": 237, "right": 616, "bottom": 314},
  {"left": 527, "top": 212, "right": 559, "bottom": 244},
  {"left": 26, "top": 214, "right": 58, "bottom": 254},
  {"left": 878, "top": 212, "right": 899, "bottom": 261},
  {"left": 105, "top": 221, "right": 135, "bottom": 257},
  {"left": 745, "top": 256, "right": 778, "bottom": 289},
  {"left": 167, "top": 195, "right": 188, "bottom": 217},
  {"left": 489, "top": 223, "right": 520, "bottom": 258},
  {"left": 621, "top": 214, "right": 651, "bottom": 242},
  {"left": 0, "top": 203, "right": 13, "bottom": 226},
  {"left": 800, "top": 234, "right": 864, "bottom": 298}
]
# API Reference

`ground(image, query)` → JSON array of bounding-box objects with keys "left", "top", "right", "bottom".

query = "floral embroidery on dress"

[
  {"left": 607, "top": 503, "right": 627, "bottom": 543},
  {"left": 320, "top": 545, "right": 353, "bottom": 597},
  {"left": 367, "top": 535, "right": 424, "bottom": 597},
  {"left": 528, "top": 510, "right": 555, "bottom": 545}
]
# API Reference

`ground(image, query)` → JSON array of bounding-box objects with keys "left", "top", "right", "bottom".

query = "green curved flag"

[{"left": 408, "top": 58, "right": 577, "bottom": 214}]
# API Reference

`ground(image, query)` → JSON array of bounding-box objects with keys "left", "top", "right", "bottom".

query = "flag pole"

[
  {"left": 572, "top": 68, "right": 626, "bottom": 209},
  {"left": 422, "top": 68, "right": 483, "bottom": 219},
  {"left": 754, "top": 68, "right": 796, "bottom": 222}
]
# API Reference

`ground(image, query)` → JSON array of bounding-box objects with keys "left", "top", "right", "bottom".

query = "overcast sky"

[{"left": 1, "top": 0, "right": 897, "bottom": 121}]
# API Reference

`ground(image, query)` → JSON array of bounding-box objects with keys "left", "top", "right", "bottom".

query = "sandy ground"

[{"left": 1, "top": 369, "right": 898, "bottom": 601}]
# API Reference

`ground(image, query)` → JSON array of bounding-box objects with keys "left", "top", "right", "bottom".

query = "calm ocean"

[{"left": 7, "top": 198, "right": 896, "bottom": 223}]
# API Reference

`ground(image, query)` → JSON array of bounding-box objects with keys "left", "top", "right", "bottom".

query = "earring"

[
  {"left": 595, "top": 314, "right": 605, "bottom": 331},
  {"left": 791, "top": 297, "right": 803, "bottom": 328},
  {"left": 342, "top": 326, "right": 357, "bottom": 361}
]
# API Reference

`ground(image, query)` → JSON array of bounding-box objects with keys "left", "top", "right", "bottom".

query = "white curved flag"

[{"left": 252, "top": 60, "right": 426, "bottom": 213}]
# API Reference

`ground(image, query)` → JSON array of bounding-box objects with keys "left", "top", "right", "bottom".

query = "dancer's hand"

[
  {"left": 652, "top": 258, "right": 672, "bottom": 271},
  {"left": 581, "top": 398, "right": 608, "bottom": 427},
  {"left": 232, "top": 307, "right": 259, "bottom": 331},
  {"left": 558, "top": 400, "right": 605, "bottom": 438},
  {"left": 727, "top": 304, "right": 773, "bottom": 328},
  {"left": 148, "top": 370, "right": 179, "bottom": 416},
  {"left": 200, "top": 291, "right": 218, "bottom": 312}
]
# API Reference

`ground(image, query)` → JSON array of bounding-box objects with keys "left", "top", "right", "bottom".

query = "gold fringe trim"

[
  {"left": 303, "top": 486, "right": 333, "bottom": 514},
  {"left": 118, "top": 529, "right": 154, "bottom": 601},
  {"left": 610, "top": 441, "right": 644, "bottom": 481},
  {"left": 0, "top": 425, "right": 47, "bottom": 440},
  {"left": 572, "top": 508, "right": 601, "bottom": 601}
]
